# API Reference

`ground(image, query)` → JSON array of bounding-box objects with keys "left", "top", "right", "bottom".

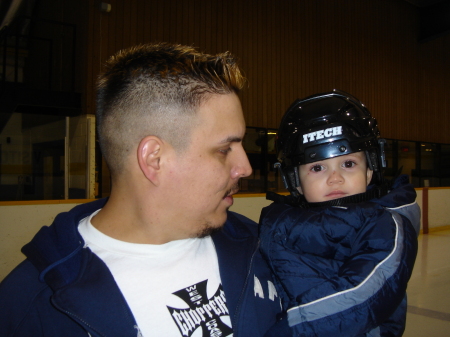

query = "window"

[{"left": 0, "top": 112, "right": 95, "bottom": 201}]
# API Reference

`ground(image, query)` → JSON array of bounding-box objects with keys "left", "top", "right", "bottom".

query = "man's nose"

[{"left": 231, "top": 149, "right": 253, "bottom": 179}]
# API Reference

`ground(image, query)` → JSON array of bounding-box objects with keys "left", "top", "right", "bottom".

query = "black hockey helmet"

[{"left": 276, "top": 90, "right": 387, "bottom": 198}]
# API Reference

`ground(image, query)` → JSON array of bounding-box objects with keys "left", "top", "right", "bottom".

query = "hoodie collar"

[{"left": 21, "top": 198, "right": 108, "bottom": 289}]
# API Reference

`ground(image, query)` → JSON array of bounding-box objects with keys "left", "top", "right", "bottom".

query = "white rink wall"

[{"left": 0, "top": 188, "right": 447, "bottom": 281}]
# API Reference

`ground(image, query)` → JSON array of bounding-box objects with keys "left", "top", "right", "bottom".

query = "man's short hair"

[{"left": 96, "top": 42, "right": 246, "bottom": 176}]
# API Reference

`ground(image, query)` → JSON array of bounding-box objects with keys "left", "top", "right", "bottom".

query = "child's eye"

[
  {"left": 343, "top": 160, "right": 356, "bottom": 168},
  {"left": 311, "top": 164, "right": 324, "bottom": 172}
]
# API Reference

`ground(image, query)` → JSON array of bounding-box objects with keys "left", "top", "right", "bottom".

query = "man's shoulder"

[
  {"left": 0, "top": 259, "right": 47, "bottom": 301},
  {"left": 0, "top": 260, "right": 50, "bottom": 329},
  {"left": 0, "top": 259, "right": 91, "bottom": 336}
]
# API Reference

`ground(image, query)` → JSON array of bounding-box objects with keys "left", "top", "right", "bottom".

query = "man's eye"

[
  {"left": 311, "top": 164, "right": 323, "bottom": 172},
  {"left": 220, "top": 147, "right": 232, "bottom": 155},
  {"left": 343, "top": 161, "right": 356, "bottom": 168}
]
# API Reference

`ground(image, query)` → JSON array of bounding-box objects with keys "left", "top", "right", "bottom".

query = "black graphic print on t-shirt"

[{"left": 167, "top": 279, "right": 233, "bottom": 337}]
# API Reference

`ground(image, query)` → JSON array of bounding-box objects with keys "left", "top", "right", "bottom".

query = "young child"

[{"left": 260, "top": 90, "right": 420, "bottom": 337}]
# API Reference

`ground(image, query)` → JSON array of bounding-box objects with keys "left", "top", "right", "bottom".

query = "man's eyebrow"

[{"left": 220, "top": 136, "right": 243, "bottom": 144}]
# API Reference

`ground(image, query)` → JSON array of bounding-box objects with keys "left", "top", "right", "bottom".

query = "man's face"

[
  {"left": 297, "top": 151, "right": 373, "bottom": 203},
  {"left": 163, "top": 93, "right": 252, "bottom": 238}
]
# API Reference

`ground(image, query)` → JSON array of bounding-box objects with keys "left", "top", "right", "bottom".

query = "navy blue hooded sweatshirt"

[{"left": 0, "top": 198, "right": 281, "bottom": 337}]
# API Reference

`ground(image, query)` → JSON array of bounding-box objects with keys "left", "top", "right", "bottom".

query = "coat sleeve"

[{"left": 260, "top": 203, "right": 418, "bottom": 337}]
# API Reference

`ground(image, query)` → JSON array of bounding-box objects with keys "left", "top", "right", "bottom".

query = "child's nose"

[{"left": 327, "top": 170, "right": 344, "bottom": 185}]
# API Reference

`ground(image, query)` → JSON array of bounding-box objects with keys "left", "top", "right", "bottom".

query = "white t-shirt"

[{"left": 78, "top": 210, "right": 233, "bottom": 337}]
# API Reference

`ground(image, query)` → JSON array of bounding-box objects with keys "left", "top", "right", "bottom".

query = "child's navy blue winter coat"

[{"left": 260, "top": 175, "right": 420, "bottom": 337}]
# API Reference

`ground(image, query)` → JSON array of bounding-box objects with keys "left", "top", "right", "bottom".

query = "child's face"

[{"left": 297, "top": 151, "right": 373, "bottom": 203}]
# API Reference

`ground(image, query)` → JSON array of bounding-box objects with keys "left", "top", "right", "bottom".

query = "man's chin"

[
  {"left": 196, "top": 225, "right": 223, "bottom": 238},
  {"left": 195, "top": 215, "right": 227, "bottom": 238}
]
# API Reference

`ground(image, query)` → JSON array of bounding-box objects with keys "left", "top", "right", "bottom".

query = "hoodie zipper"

[
  {"left": 231, "top": 237, "right": 259, "bottom": 336},
  {"left": 54, "top": 304, "right": 102, "bottom": 337}
]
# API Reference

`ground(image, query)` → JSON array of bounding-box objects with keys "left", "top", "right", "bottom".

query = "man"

[{"left": 0, "top": 43, "right": 281, "bottom": 336}]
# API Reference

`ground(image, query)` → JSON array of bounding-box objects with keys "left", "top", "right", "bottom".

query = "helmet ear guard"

[
  {"left": 366, "top": 150, "right": 377, "bottom": 171},
  {"left": 366, "top": 139, "right": 387, "bottom": 172},
  {"left": 366, "top": 138, "right": 388, "bottom": 185},
  {"left": 378, "top": 139, "right": 387, "bottom": 168},
  {"left": 275, "top": 162, "right": 301, "bottom": 198}
]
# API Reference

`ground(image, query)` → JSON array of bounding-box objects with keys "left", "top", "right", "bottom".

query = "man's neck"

[{"left": 91, "top": 190, "right": 195, "bottom": 244}]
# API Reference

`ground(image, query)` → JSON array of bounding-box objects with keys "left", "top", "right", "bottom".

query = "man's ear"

[
  {"left": 137, "top": 136, "right": 163, "bottom": 185},
  {"left": 366, "top": 168, "right": 374, "bottom": 186}
]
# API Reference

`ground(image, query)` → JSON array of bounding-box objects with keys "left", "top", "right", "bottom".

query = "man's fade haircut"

[{"left": 96, "top": 42, "right": 246, "bottom": 175}]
